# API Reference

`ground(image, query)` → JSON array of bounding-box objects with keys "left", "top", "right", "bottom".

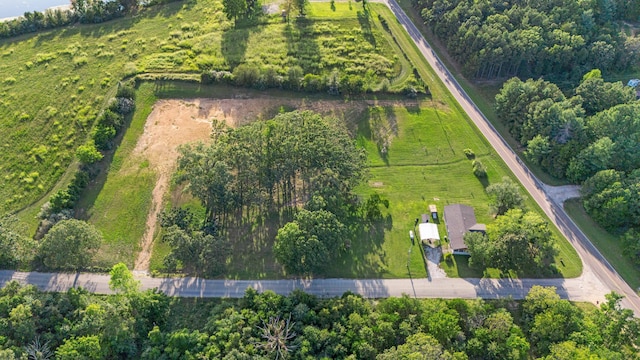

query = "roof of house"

[
  {"left": 418, "top": 222, "right": 440, "bottom": 241},
  {"left": 444, "top": 204, "right": 480, "bottom": 250}
]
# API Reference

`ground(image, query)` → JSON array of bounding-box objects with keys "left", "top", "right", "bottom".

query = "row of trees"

[
  {"left": 0, "top": 279, "right": 638, "bottom": 359},
  {"left": 0, "top": 0, "right": 175, "bottom": 39},
  {"left": 202, "top": 66, "right": 425, "bottom": 96},
  {"left": 412, "top": 0, "right": 640, "bottom": 80}
]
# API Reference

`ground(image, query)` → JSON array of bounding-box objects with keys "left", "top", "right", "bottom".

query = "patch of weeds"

[{"left": 73, "top": 56, "right": 89, "bottom": 67}]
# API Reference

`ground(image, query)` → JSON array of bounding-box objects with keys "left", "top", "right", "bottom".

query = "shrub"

[
  {"left": 472, "top": 159, "right": 487, "bottom": 178},
  {"left": 109, "top": 97, "right": 135, "bottom": 115},
  {"left": 444, "top": 252, "right": 453, "bottom": 263},
  {"left": 201, "top": 70, "right": 234, "bottom": 84},
  {"left": 233, "top": 64, "right": 260, "bottom": 87},
  {"left": 116, "top": 84, "right": 136, "bottom": 100},
  {"left": 301, "top": 74, "right": 324, "bottom": 92},
  {"left": 97, "top": 109, "right": 124, "bottom": 130},
  {"left": 73, "top": 56, "right": 88, "bottom": 67},
  {"left": 463, "top": 148, "right": 475, "bottom": 159},
  {"left": 340, "top": 74, "right": 364, "bottom": 95},
  {"left": 76, "top": 141, "right": 103, "bottom": 164},
  {"left": 378, "top": 78, "right": 390, "bottom": 93},
  {"left": 93, "top": 125, "right": 117, "bottom": 150},
  {"left": 286, "top": 66, "right": 304, "bottom": 90}
]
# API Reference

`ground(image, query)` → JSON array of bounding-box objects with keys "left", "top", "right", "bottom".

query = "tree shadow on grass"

[
  {"left": 326, "top": 214, "right": 393, "bottom": 278},
  {"left": 225, "top": 207, "right": 294, "bottom": 279},
  {"left": 284, "top": 18, "right": 321, "bottom": 75},
  {"left": 357, "top": 9, "right": 376, "bottom": 47},
  {"left": 221, "top": 26, "right": 252, "bottom": 69}
]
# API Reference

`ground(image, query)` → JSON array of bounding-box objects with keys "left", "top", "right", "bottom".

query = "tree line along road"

[{"left": 0, "top": 0, "right": 638, "bottom": 316}]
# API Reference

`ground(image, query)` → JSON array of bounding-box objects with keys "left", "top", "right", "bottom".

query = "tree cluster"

[
  {"left": 496, "top": 74, "right": 637, "bottom": 180},
  {"left": 495, "top": 72, "right": 640, "bottom": 263},
  {"left": 176, "top": 111, "right": 366, "bottom": 224},
  {"left": 466, "top": 209, "right": 557, "bottom": 275},
  {"left": 0, "top": 266, "right": 169, "bottom": 359},
  {"left": 0, "top": 282, "right": 638, "bottom": 359},
  {"left": 175, "top": 111, "right": 367, "bottom": 275},
  {"left": 413, "top": 0, "right": 640, "bottom": 81}
]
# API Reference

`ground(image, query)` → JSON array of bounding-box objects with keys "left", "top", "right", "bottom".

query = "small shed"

[
  {"left": 429, "top": 204, "right": 438, "bottom": 220},
  {"left": 419, "top": 222, "right": 440, "bottom": 246},
  {"left": 627, "top": 79, "right": 640, "bottom": 88}
]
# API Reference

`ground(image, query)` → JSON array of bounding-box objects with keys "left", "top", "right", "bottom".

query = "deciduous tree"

[
  {"left": 37, "top": 219, "right": 102, "bottom": 270},
  {"left": 486, "top": 177, "right": 525, "bottom": 216}
]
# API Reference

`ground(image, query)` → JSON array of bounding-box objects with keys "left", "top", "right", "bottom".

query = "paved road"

[
  {"left": 0, "top": 1, "right": 638, "bottom": 315},
  {"left": 0, "top": 270, "right": 609, "bottom": 303},
  {"left": 376, "top": 0, "right": 640, "bottom": 315}
]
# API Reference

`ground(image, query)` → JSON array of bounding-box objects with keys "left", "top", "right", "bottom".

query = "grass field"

[{"left": 1, "top": 0, "right": 402, "bottom": 220}]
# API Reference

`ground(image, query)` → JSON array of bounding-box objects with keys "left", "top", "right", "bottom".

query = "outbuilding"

[{"left": 419, "top": 222, "right": 440, "bottom": 247}]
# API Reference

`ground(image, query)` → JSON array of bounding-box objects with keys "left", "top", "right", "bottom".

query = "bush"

[
  {"left": 76, "top": 141, "right": 103, "bottom": 164},
  {"left": 201, "top": 70, "right": 234, "bottom": 85},
  {"left": 286, "top": 66, "right": 304, "bottom": 90},
  {"left": 301, "top": 74, "right": 324, "bottom": 92},
  {"left": 109, "top": 97, "right": 136, "bottom": 115},
  {"left": 93, "top": 125, "right": 117, "bottom": 150},
  {"left": 463, "top": 148, "right": 475, "bottom": 159},
  {"left": 444, "top": 252, "right": 453, "bottom": 263},
  {"left": 97, "top": 109, "right": 124, "bottom": 130},
  {"left": 472, "top": 159, "right": 487, "bottom": 178},
  {"left": 116, "top": 84, "right": 136, "bottom": 100},
  {"left": 233, "top": 64, "right": 260, "bottom": 87},
  {"left": 340, "top": 74, "right": 364, "bottom": 95}
]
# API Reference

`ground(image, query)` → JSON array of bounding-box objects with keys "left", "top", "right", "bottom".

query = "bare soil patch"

[{"left": 132, "top": 97, "right": 421, "bottom": 271}]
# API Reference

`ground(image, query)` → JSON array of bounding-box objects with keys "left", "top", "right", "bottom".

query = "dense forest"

[
  {"left": 494, "top": 71, "right": 640, "bottom": 266},
  {"left": 0, "top": 275, "right": 638, "bottom": 359},
  {"left": 412, "top": 0, "right": 640, "bottom": 80}
]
